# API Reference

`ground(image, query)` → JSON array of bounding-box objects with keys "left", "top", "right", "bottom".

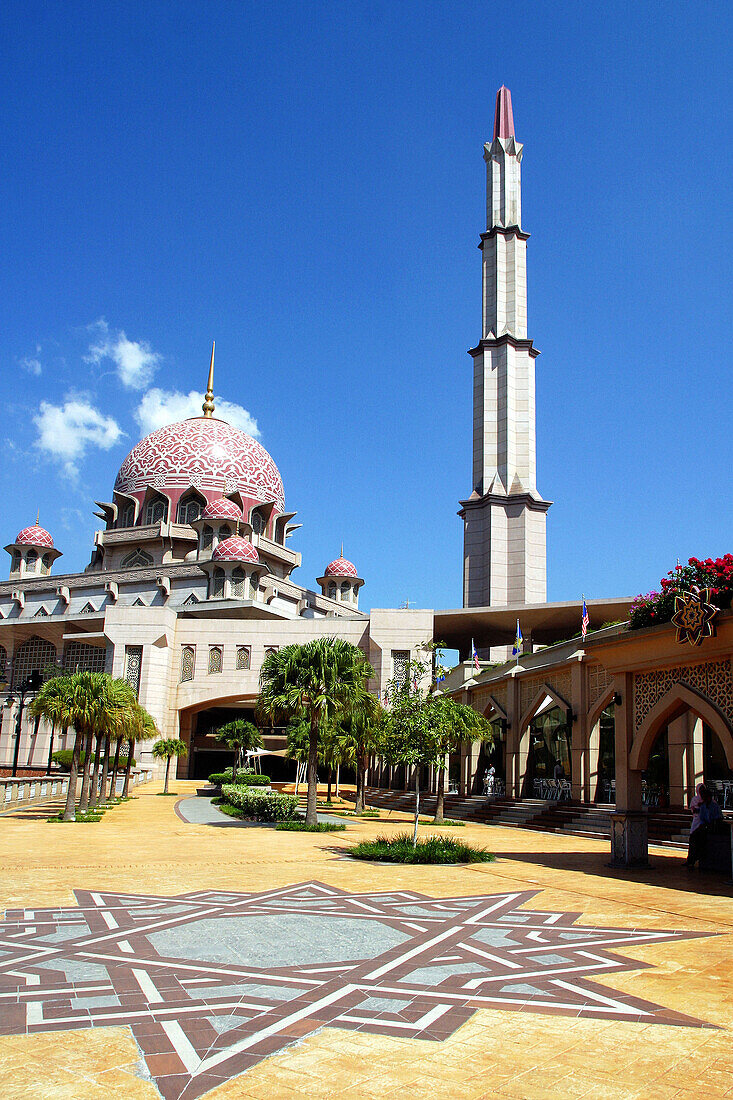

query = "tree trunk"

[
  {"left": 434, "top": 765, "right": 446, "bottom": 824},
  {"left": 78, "top": 732, "right": 94, "bottom": 812},
  {"left": 305, "top": 714, "right": 319, "bottom": 826},
  {"left": 326, "top": 765, "right": 332, "bottom": 803},
  {"left": 232, "top": 749, "right": 238, "bottom": 783},
  {"left": 122, "top": 739, "right": 135, "bottom": 798},
  {"left": 62, "top": 730, "right": 82, "bottom": 822},
  {"left": 164, "top": 755, "right": 171, "bottom": 795},
  {"left": 89, "top": 734, "right": 104, "bottom": 808},
  {"left": 413, "top": 768, "right": 420, "bottom": 847},
  {"left": 335, "top": 763, "right": 340, "bottom": 798},
  {"left": 109, "top": 738, "right": 122, "bottom": 800},
  {"left": 99, "top": 737, "right": 111, "bottom": 807},
  {"left": 355, "top": 754, "right": 365, "bottom": 814}
]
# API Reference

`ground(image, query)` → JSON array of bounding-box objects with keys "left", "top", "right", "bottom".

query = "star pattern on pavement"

[{"left": 0, "top": 882, "right": 713, "bottom": 1100}]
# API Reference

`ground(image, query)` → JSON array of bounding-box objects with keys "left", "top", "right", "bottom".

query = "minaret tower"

[{"left": 459, "top": 87, "right": 551, "bottom": 608}]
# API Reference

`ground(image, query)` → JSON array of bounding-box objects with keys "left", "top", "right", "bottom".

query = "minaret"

[{"left": 459, "top": 87, "right": 551, "bottom": 609}]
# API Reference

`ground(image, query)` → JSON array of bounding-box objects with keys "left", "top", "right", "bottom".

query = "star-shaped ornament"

[{"left": 671, "top": 586, "right": 717, "bottom": 645}]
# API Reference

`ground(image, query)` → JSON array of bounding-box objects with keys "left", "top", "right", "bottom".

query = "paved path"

[{"left": 176, "top": 794, "right": 346, "bottom": 827}]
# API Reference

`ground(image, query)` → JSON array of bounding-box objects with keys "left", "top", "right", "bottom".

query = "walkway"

[{"left": 0, "top": 779, "right": 731, "bottom": 1099}]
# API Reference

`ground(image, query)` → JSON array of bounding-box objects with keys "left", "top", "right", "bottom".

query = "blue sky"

[{"left": 1, "top": 1, "right": 731, "bottom": 612}]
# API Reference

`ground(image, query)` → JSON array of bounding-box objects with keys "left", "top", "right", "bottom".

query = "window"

[
  {"left": 11, "top": 636, "right": 57, "bottom": 688},
  {"left": 145, "top": 497, "right": 167, "bottom": 525},
  {"left": 211, "top": 567, "right": 225, "bottom": 600},
  {"left": 180, "top": 645, "right": 195, "bottom": 682},
  {"left": 264, "top": 646, "right": 278, "bottom": 658},
  {"left": 25, "top": 551, "right": 38, "bottom": 571},
  {"left": 219, "top": 524, "right": 232, "bottom": 540},
  {"left": 236, "top": 645, "right": 251, "bottom": 670},
  {"left": 177, "top": 494, "right": 203, "bottom": 525},
  {"left": 35, "top": 606, "right": 49, "bottom": 617},
  {"left": 201, "top": 525, "right": 214, "bottom": 551},
  {"left": 183, "top": 593, "right": 199, "bottom": 606},
  {"left": 119, "top": 503, "right": 136, "bottom": 528},
  {"left": 251, "top": 510, "right": 266, "bottom": 536},
  {"left": 340, "top": 582, "right": 350, "bottom": 600},
  {"left": 0, "top": 645, "right": 7, "bottom": 682},
  {"left": 124, "top": 645, "right": 143, "bottom": 695},
  {"left": 121, "top": 548, "right": 153, "bottom": 569},
  {"left": 391, "top": 650, "right": 409, "bottom": 689},
  {"left": 328, "top": 583, "right": 336, "bottom": 600},
  {"left": 10, "top": 551, "right": 20, "bottom": 573},
  {"left": 64, "top": 642, "right": 107, "bottom": 674},
  {"left": 80, "top": 602, "right": 97, "bottom": 614},
  {"left": 132, "top": 597, "right": 147, "bottom": 607},
  {"left": 41, "top": 554, "right": 52, "bottom": 575},
  {"left": 208, "top": 646, "right": 223, "bottom": 674},
  {"left": 250, "top": 574, "right": 259, "bottom": 599},
  {"left": 231, "top": 567, "right": 245, "bottom": 598}
]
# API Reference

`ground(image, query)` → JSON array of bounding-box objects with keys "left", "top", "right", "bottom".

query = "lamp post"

[{"left": 4, "top": 670, "right": 43, "bottom": 778}]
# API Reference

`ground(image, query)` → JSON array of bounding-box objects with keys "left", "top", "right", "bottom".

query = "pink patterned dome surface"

[
  {"left": 16, "top": 525, "right": 54, "bottom": 549},
  {"left": 324, "top": 557, "right": 359, "bottom": 578},
  {"left": 213, "top": 536, "right": 260, "bottom": 563},
  {"left": 202, "top": 497, "right": 244, "bottom": 522},
  {"left": 114, "top": 418, "right": 284, "bottom": 511}
]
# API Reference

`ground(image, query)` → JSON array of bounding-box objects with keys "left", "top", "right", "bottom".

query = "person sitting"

[{"left": 686, "top": 785, "right": 723, "bottom": 868}]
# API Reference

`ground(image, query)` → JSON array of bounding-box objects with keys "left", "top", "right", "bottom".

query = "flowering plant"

[{"left": 629, "top": 555, "right": 733, "bottom": 629}]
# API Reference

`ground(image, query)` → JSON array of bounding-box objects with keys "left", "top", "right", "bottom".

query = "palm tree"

[
  {"left": 30, "top": 676, "right": 77, "bottom": 821},
  {"left": 214, "top": 719, "right": 262, "bottom": 781},
  {"left": 285, "top": 717, "right": 310, "bottom": 795},
  {"left": 151, "top": 738, "right": 188, "bottom": 794},
  {"left": 336, "top": 694, "right": 384, "bottom": 814},
  {"left": 258, "top": 637, "right": 373, "bottom": 825},
  {"left": 120, "top": 704, "right": 158, "bottom": 798}
]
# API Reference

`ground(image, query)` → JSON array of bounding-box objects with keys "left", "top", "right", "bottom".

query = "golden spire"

[
  {"left": 340, "top": 541, "right": 344, "bottom": 559},
  {"left": 36, "top": 508, "right": 40, "bottom": 526},
  {"left": 202, "top": 341, "right": 216, "bottom": 417}
]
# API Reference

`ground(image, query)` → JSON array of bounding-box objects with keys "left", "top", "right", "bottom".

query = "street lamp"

[{"left": 4, "top": 670, "right": 42, "bottom": 778}]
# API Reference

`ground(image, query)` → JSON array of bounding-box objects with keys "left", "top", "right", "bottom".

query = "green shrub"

[
  {"left": 208, "top": 771, "right": 270, "bottom": 787},
  {"left": 275, "top": 821, "right": 347, "bottom": 832},
  {"left": 348, "top": 833, "right": 494, "bottom": 864},
  {"left": 52, "top": 750, "right": 135, "bottom": 772},
  {"left": 221, "top": 785, "right": 298, "bottom": 822}
]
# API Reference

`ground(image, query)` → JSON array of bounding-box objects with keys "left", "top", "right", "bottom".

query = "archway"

[
  {"left": 517, "top": 685, "right": 572, "bottom": 798},
  {"left": 587, "top": 693, "right": 616, "bottom": 804}
]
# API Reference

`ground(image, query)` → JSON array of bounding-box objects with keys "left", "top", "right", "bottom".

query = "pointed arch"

[
  {"left": 519, "top": 682, "right": 572, "bottom": 735},
  {"left": 630, "top": 682, "right": 733, "bottom": 772}
]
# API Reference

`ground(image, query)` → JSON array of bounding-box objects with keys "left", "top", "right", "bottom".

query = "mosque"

[{"left": 1, "top": 88, "right": 730, "bottom": 867}]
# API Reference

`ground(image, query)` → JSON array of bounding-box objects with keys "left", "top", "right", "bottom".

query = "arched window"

[
  {"left": 250, "top": 574, "right": 259, "bottom": 599},
  {"left": 251, "top": 510, "right": 266, "bottom": 536},
  {"left": 145, "top": 496, "right": 167, "bottom": 525},
  {"left": 11, "top": 551, "right": 21, "bottom": 573},
  {"left": 25, "top": 550, "right": 38, "bottom": 572},
  {"left": 121, "top": 549, "right": 154, "bottom": 569},
  {"left": 219, "top": 524, "right": 232, "bottom": 540},
  {"left": 340, "top": 582, "right": 350, "bottom": 600},
  {"left": 180, "top": 646, "right": 195, "bottom": 682},
  {"left": 41, "top": 554, "right": 52, "bottom": 575},
  {"left": 208, "top": 646, "right": 223, "bottom": 674},
  {"left": 11, "top": 635, "right": 57, "bottom": 688},
  {"left": 177, "top": 493, "right": 203, "bottom": 525},
  {"left": 328, "top": 583, "right": 336, "bottom": 600},
  {"left": 119, "top": 502, "right": 136, "bottom": 528},
  {"left": 231, "top": 567, "right": 245, "bottom": 598},
  {"left": 201, "top": 525, "right": 214, "bottom": 551},
  {"left": 211, "top": 567, "right": 225, "bottom": 600},
  {"left": 236, "top": 645, "right": 251, "bottom": 670}
]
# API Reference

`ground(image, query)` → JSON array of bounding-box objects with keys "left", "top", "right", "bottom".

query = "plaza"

[{"left": 1, "top": 783, "right": 732, "bottom": 1099}]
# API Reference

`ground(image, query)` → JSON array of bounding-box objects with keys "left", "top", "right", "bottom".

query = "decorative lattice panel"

[
  {"left": 588, "top": 664, "right": 613, "bottom": 709},
  {"left": 633, "top": 659, "right": 733, "bottom": 730},
  {"left": 64, "top": 642, "right": 107, "bottom": 674},
  {"left": 520, "top": 670, "right": 572, "bottom": 716},
  {"left": 208, "top": 647, "right": 223, "bottom": 674},
  {"left": 180, "top": 646, "right": 195, "bottom": 683},
  {"left": 236, "top": 646, "right": 251, "bottom": 670},
  {"left": 12, "top": 636, "right": 57, "bottom": 687},
  {"left": 124, "top": 645, "right": 143, "bottom": 696}
]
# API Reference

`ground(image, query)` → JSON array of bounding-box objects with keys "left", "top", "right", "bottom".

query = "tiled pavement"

[{"left": 0, "top": 781, "right": 732, "bottom": 1099}]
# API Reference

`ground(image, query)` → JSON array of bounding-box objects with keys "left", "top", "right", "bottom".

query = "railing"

[{"left": 0, "top": 768, "right": 153, "bottom": 812}]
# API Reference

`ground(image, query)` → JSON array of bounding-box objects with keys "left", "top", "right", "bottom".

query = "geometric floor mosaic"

[{"left": 0, "top": 881, "right": 714, "bottom": 1100}]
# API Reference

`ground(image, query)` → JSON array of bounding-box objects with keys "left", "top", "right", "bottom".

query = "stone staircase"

[{"left": 349, "top": 788, "right": 692, "bottom": 848}]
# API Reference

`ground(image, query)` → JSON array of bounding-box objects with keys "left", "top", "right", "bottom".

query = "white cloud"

[
  {"left": 86, "top": 318, "right": 161, "bottom": 389},
  {"left": 20, "top": 346, "right": 42, "bottom": 376},
  {"left": 135, "top": 388, "right": 261, "bottom": 438},
  {"left": 33, "top": 396, "right": 124, "bottom": 479}
]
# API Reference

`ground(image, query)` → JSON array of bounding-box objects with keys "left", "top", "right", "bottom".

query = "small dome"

[
  {"left": 324, "top": 557, "right": 359, "bottom": 578},
  {"left": 202, "top": 497, "right": 244, "bottom": 522},
  {"left": 16, "top": 525, "right": 54, "bottom": 549},
  {"left": 213, "top": 536, "right": 259, "bottom": 563}
]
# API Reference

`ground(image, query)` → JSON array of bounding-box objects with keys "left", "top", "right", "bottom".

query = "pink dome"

[
  {"left": 202, "top": 497, "right": 244, "bottom": 522},
  {"left": 213, "top": 536, "right": 259, "bottom": 563},
  {"left": 16, "top": 525, "right": 54, "bottom": 549},
  {"left": 114, "top": 418, "right": 284, "bottom": 511},
  {"left": 324, "top": 557, "right": 359, "bottom": 578}
]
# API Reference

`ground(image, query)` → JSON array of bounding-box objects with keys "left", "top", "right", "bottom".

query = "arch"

[
  {"left": 208, "top": 646, "right": 223, "bottom": 674},
  {"left": 200, "top": 524, "right": 214, "bottom": 551},
  {"left": 630, "top": 682, "right": 733, "bottom": 772},
  {"left": 587, "top": 688, "right": 616, "bottom": 737},
  {"left": 211, "top": 567, "right": 225, "bottom": 600},
  {"left": 118, "top": 501, "right": 136, "bottom": 528},
  {"left": 328, "top": 582, "right": 336, "bottom": 600},
  {"left": 176, "top": 488, "right": 206, "bottom": 525},
  {"left": 143, "top": 491, "right": 169, "bottom": 526},
  {"left": 231, "top": 567, "right": 245, "bottom": 599},
  {"left": 11, "top": 635, "right": 57, "bottom": 687},
  {"left": 518, "top": 682, "right": 572, "bottom": 736},
  {"left": 121, "top": 548, "right": 153, "bottom": 569},
  {"left": 340, "top": 581, "right": 350, "bottom": 600},
  {"left": 25, "top": 550, "right": 38, "bottom": 572},
  {"left": 180, "top": 646, "right": 195, "bottom": 682},
  {"left": 41, "top": 553, "right": 53, "bottom": 575},
  {"left": 219, "top": 524, "right": 232, "bottom": 541},
  {"left": 10, "top": 550, "right": 21, "bottom": 573},
  {"left": 250, "top": 508, "right": 266, "bottom": 537}
]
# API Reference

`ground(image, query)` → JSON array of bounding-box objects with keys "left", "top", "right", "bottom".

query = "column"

[{"left": 610, "top": 672, "right": 648, "bottom": 867}]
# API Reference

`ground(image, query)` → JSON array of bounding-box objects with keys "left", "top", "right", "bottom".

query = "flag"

[
  {"left": 471, "top": 638, "right": 479, "bottom": 671},
  {"left": 512, "top": 619, "right": 523, "bottom": 657},
  {"left": 581, "top": 598, "right": 590, "bottom": 640}
]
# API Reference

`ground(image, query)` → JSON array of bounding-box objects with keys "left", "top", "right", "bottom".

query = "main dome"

[{"left": 114, "top": 417, "right": 284, "bottom": 512}]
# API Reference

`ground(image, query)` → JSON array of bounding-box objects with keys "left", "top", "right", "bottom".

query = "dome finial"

[
  {"left": 36, "top": 508, "right": 40, "bottom": 526},
  {"left": 202, "top": 341, "right": 216, "bottom": 417},
  {"left": 340, "top": 540, "right": 344, "bottom": 558}
]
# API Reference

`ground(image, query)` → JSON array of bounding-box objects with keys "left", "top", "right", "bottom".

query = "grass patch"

[
  {"left": 348, "top": 832, "right": 494, "bottom": 865},
  {"left": 213, "top": 801, "right": 247, "bottom": 820},
  {"left": 156, "top": 792, "right": 180, "bottom": 797},
  {"left": 275, "top": 821, "right": 347, "bottom": 833},
  {"left": 418, "top": 817, "right": 465, "bottom": 827},
  {"left": 48, "top": 810, "right": 104, "bottom": 823}
]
